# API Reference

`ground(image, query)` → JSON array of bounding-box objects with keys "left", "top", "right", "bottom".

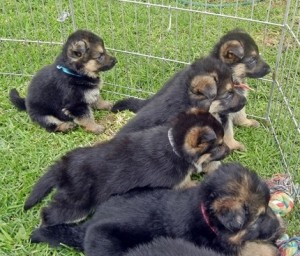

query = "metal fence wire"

[{"left": 0, "top": 1, "right": 299, "bottom": 193}]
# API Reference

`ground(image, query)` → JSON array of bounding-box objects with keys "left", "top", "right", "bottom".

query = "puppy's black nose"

[
  {"left": 264, "top": 64, "right": 271, "bottom": 74},
  {"left": 111, "top": 58, "right": 117, "bottom": 65}
]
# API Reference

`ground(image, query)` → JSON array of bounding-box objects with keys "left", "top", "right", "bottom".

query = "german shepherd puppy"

[
  {"left": 125, "top": 238, "right": 280, "bottom": 256},
  {"left": 114, "top": 56, "right": 246, "bottom": 137},
  {"left": 112, "top": 29, "right": 270, "bottom": 150},
  {"left": 9, "top": 30, "right": 117, "bottom": 134},
  {"left": 24, "top": 108, "right": 230, "bottom": 226},
  {"left": 30, "top": 163, "right": 283, "bottom": 256},
  {"left": 210, "top": 29, "right": 271, "bottom": 150}
]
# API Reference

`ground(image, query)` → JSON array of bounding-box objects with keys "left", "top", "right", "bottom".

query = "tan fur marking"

[
  {"left": 174, "top": 170, "right": 198, "bottom": 189},
  {"left": 232, "top": 63, "right": 247, "bottom": 82},
  {"left": 183, "top": 127, "right": 210, "bottom": 155},
  {"left": 45, "top": 116, "right": 75, "bottom": 132},
  {"left": 240, "top": 242, "right": 279, "bottom": 256},
  {"left": 93, "top": 97, "right": 113, "bottom": 110},
  {"left": 220, "top": 40, "right": 243, "bottom": 64},
  {"left": 213, "top": 197, "right": 243, "bottom": 213},
  {"left": 225, "top": 82, "right": 233, "bottom": 91},
  {"left": 84, "top": 60, "right": 100, "bottom": 77},
  {"left": 190, "top": 75, "right": 216, "bottom": 96},
  {"left": 229, "top": 230, "right": 247, "bottom": 245},
  {"left": 97, "top": 45, "right": 104, "bottom": 53},
  {"left": 208, "top": 100, "right": 222, "bottom": 114},
  {"left": 74, "top": 109, "right": 104, "bottom": 134}
]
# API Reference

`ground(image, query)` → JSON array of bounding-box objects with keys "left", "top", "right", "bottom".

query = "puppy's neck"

[{"left": 57, "top": 65, "right": 83, "bottom": 78}]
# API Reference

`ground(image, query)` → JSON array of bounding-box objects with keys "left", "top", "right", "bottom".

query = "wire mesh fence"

[{"left": 0, "top": 0, "right": 299, "bottom": 193}]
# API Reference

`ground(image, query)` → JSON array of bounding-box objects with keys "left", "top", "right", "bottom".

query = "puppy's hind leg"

[
  {"left": 33, "top": 115, "right": 75, "bottom": 132},
  {"left": 85, "top": 221, "right": 144, "bottom": 256},
  {"left": 41, "top": 201, "right": 90, "bottom": 226},
  {"left": 223, "top": 118, "right": 246, "bottom": 151}
]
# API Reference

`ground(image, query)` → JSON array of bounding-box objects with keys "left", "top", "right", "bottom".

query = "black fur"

[
  {"left": 30, "top": 163, "right": 283, "bottom": 256},
  {"left": 24, "top": 109, "right": 230, "bottom": 226},
  {"left": 114, "top": 56, "right": 246, "bottom": 136},
  {"left": 9, "top": 29, "right": 117, "bottom": 133}
]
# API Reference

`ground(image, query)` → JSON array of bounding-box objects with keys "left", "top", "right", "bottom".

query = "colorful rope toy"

[{"left": 267, "top": 173, "right": 299, "bottom": 256}]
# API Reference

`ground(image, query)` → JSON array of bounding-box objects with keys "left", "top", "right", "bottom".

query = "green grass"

[{"left": 0, "top": 0, "right": 299, "bottom": 255}]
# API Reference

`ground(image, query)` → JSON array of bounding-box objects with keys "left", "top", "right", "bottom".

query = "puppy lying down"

[
  {"left": 24, "top": 108, "right": 230, "bottom": 226},
  {"left": 30, "top": 163, "right": 283, "bottom": 256}
]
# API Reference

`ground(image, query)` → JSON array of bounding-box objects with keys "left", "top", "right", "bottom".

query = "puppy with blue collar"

[{"left": 9, "top": 29, "right": 117, "bottom": 134}]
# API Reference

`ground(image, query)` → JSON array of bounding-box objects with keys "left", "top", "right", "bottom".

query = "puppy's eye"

[
  {"left": 96, "top": 54, "right": 105, "bottom": 63},
  {"left": 223, "top": 91, "right": 234, "bottom": 100},
  {"left": 247, "top": 57, "right": 257, "bottom": 67}
]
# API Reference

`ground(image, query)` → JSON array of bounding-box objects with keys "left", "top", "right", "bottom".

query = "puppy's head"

[
  {"left": 61, "top": 30, "right": 117, "bottom": 78},
  {"left": 171, "top": 108, "right": 230, "bottom": 171},
  {"left": 201, "top": 163, "right": 284, "bottom": 245},
  {"left": 189, "top": 57, "right": 246, "bottom": 115},
  {"left": 211, "top": 29, "right": 271, "bottom": 83}
]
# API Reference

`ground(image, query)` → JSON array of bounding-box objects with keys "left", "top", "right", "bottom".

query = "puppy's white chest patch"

[{"left": 84, "top": 88, "right": 99, "bottom": 104}]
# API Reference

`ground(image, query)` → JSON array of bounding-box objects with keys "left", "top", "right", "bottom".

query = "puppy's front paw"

[
  {"left": 236, "top": 118, "right": 260, "bottom": 128},
  {"left": 247, "top": 119, "right": 260, "bottom": 127},
  {"left": 95, "top": 100, "right": 113, "bottom": 110},
  {"left": 86, "top": 124, "right": 105, "bottom": 134},
  {"left": 226, "top": 139, "right": 246, "bottom": 152},
  {"left": 56, "top": 122, "right": 76, "bottom": 132}
]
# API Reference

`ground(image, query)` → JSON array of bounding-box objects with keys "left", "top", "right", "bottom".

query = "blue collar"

[{"left": 56, "top": 65, "right": 83, "bottom": 77}]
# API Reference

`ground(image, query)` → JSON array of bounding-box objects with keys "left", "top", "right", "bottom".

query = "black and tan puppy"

[
  {"left": 210, "top": 29, "right": 271, "bottom": 150},
  {"left": 9, "top": 29, "right": 117, "bottom": 134},
  {"left": 30, "top": 163, "right": 283, "bottom": 256},
  {"left": 24, "top": 108, "right": 230, "bottom": 226},
  {"left": 114, "top": 56, "right": 246, "bottom": 137},
  {"left": 112, "top": 29, "right": 270, "bottom": 150}
]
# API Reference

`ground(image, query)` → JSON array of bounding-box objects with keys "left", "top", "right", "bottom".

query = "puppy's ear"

[
  {"left": 184, "top": 126, "right": 217, "bottom": 154},
  {"left": 213, "top": 197, "right": 246, "bottom": 232},
  {"left": 220, "top": 40, "right": 244, "bottom": 64},
  {"left": 190, "top": 75, "right": 217, "bottom": 100},
  {"left": 68, "top": 40, "right": 88, "bottom": 59}
]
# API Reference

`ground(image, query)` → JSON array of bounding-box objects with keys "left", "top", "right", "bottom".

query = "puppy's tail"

[
  {"left": 24, "top": 161, "right": 62, "bottom": 210},
  {"left": 111, "top": 97, "right": 149, "bottom": 113},
  {"left": 30, "top": 223, "right": 85, "bottom": 250},
  {"left": 9, "top": 88, "right": 27, "bottom": 111}
]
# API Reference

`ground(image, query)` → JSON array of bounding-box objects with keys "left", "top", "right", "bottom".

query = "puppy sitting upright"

[
  {"left": 210, "top": 29, "right": 271, "bottom": 150},
  {"left": 24, "top": 108, "right": 230, "bottom": 226},
  {"left": 9, "top": 30, "right": 117, "bottom": 134}
]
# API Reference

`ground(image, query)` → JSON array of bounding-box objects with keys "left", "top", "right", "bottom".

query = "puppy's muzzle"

[
  {"left": 247, "top": 62, "right": 271, "bottom": 78},
  {"left": 99, "top": 56, "right": 118, "bottom": 71},
  {"left": 209, "top": 144, "right": 231, "bottom": 161}
]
